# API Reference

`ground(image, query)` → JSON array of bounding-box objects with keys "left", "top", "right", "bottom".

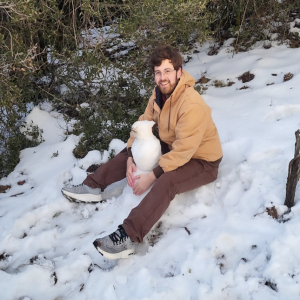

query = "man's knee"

[{"left": 152, "top": 171, "right": 178, "bottom": 199}]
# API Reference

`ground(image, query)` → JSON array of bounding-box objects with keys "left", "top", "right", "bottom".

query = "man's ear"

[{"left": 177, "top": 67, "right": 182, "bottom": 79}]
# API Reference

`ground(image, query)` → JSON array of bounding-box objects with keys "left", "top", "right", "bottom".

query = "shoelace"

[
  {"left": 73, "top": 183, "right": 84, "bottom": 187},
  {"left": 109, "top": 226, "right": 128, "bottom": 245}
]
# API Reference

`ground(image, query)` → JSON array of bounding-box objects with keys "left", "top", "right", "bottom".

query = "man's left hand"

[{"left": 133, "top": 171, "right": 156, "bottom": 196}]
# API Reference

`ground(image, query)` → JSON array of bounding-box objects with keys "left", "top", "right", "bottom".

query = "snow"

[
  {"left": 1, "top": 40, "right": 300, "bottom": 299},
  {"left": 290, "top": 19, "right": 300, "bottom": 34},
  {"left": 80, "top": 26, "right": 120, "bottom": 48},
  {"left": 108, "top": 139, "right": 127, "bottom": 156}
]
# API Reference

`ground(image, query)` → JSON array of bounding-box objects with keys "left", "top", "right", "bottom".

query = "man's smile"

[{"left": 160, "top": 81, "right": 169, "bottom": 87}]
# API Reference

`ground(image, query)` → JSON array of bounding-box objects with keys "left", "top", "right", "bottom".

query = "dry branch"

[
  {"left": 294, "top": 130, "right": 300, "bottom": 159},
  {"left": 284, "top": 130, "right": 300, "bottom": 208}
]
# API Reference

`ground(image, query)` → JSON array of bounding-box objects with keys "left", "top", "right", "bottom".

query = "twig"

[
  {"left": 233, "top": 0, "right": 250, "bottom": 57},
  {"left": 35, "top": 85, "right": 74, "bottom": 108},
  {"left": 0, "top": 25, "right": 13, "bottom": 55},
  {"left": 72, "top": 0, "right": 78, "bottom": 48},
  {"left": 294, "top": 130, "right": 300, "bottom": 158},
  {"left": 0, "top": 2, "right": 28, "bottom": 18},
  {"left": 184, "top": 227, "right": 191, "bottom": 235},
  {"left": 97, "top": 3, "right": 130, "bottom": 8},
  {"left": 105, "top": 5, "right": 113, "bottom": 25}
]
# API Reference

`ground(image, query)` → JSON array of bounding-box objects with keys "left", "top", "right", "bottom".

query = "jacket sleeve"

[
  {"left": 158, "top": 101, "right": 208, "bottom": 172},
  {"left": 126, "top": 91, "right": 156, "bottom": 149}
]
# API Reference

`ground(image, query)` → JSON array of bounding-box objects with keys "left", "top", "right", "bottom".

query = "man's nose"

[{"left": 161, "top": 72, "right": 167, "bottom": 80}]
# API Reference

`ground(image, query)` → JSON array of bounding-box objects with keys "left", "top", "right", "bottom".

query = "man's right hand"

[{"left": 126, "top": 157, "right": 137, "bottom": 187}]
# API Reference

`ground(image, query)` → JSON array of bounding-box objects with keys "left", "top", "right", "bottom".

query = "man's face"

[{"left": 154, "top": 59, "right": 182, "bottom": 96}]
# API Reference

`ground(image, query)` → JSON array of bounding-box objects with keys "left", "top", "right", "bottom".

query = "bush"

[
  {"left": 0, "top": 0, "right": 299, "bottom": 178},
  {"left": 1, "top": 0, "right": 213, "bottom": 170},
  {"left": 0, "top": 118, "right": 44, "bottom": 178},
  {"left": 209, "top": 0, "right": 300, "bottom": 51}
]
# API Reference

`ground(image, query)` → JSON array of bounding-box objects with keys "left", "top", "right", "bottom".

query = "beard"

[{"left": 158, "top": 77, "right": 180, "bottom": 96}]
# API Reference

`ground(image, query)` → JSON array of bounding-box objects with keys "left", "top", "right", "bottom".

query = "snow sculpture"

[{"left": 131, "top": 120, "right": 162, "bottom": 173}]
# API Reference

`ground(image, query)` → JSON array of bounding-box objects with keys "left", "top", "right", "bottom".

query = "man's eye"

[{"left": 165, "top": 70, "right": 170, "bottom": 74}]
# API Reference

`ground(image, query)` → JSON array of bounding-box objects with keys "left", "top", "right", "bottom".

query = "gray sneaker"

[
  {"left": 61, "top": 180, "right": 126, "bottom": 203},
  {"left": 61, "top": 183, "right": 102, "bottom": 203},
  {"left": 93, "top": 225, "right": 135, "bottom": 259}
]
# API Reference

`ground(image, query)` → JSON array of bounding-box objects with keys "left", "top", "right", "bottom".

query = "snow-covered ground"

[{"left": 1, "top": 40, "right": 300, "bottom": 300}]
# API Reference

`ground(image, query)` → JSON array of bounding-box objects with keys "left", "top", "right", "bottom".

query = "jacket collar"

[
  {"left": 153, "top": 70, "right": 195, "bottom": 132},
  {"left": 154, "top": 86, "right": 163, "bottom": 109}
]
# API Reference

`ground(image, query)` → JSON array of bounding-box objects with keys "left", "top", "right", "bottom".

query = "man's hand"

[
  {"left": 126, "top": 157, "right": 137, "bottom": 187},
  {"left": 133, "top": 171, "right": 156, "bottom": 196}
]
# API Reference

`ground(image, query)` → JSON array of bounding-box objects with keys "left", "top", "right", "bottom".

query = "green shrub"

[
  {"left": 1, "top": 0, "right": 299, "bottom": 177},
  {"left": 209, "top": 0, "right": 300, "bottom": 51},
  {"left": 0, "top": 120, "right": 44, "bottom": 178}
]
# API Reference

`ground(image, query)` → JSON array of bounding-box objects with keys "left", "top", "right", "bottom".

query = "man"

[{"left": 61, "top": 45, "right": 223, "bottom": 260}]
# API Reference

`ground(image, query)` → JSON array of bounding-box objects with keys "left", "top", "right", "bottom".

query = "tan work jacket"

[{"left": 127, "top": 70, "right": 223, "bottom": 173}]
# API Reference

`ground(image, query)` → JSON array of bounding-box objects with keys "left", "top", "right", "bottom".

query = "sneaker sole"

[
  {"left": 61, "top": 191, "right": 104, "bottom": 204},
  {"left": 93, "top": 240, "right": 134, "bottom": 260},
  {"left": 61, "top": 190, "right": 102, "bottom": 203}
]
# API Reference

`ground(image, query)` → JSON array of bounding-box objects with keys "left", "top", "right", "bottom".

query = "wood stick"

[
  {"left": 284, "top": 130, "right": 300, "bottom": 208},
  {"left": 294, "top": 129, "right": 300, "bottom": 158}
]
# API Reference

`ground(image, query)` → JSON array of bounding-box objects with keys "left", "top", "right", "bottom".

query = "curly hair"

[{"left": 149, "top": 45, "right": 183, "bottom": 72}]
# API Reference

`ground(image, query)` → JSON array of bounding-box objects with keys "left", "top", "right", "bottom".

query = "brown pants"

[{"left": 84, "top": 148, "right": 221, "bottom": 243}]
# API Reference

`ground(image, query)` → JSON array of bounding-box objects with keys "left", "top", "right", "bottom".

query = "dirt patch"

[
  {"left": 266, "top": 206, "right": 278, "bottom": 220},
  {"left": 0, "top": 185, "right": 11, "bottom": 193},
  {"left": 213, "top": 80, "right": 227, "bottom": 88},
  {"left": 30, "top": 255, "right": 39, "bottom": 264},
  {"left": 289, "top": 34, "right": 300, "bottom": 48},
  {"left": 196, "top": 76, "right": 211, "bottom": 84},
  {"left": 265, "top": 280, "right": 277, "bottom": 292},
  {"left": 17, "top": 180, "right": 26, "bottom": 185},
  {"left": 239, "top": 86, "right": 249, "bottom": 90},
  {"left": 51, "top": 272, "right": 58, "bottom": 285},
  {"left": 207, "top": 45, "right": 219, "bottom": 56},
  {"left": 147, "top": 221, "right": 163, "bottom": 246},
  {"left": 283, "top": 72, "right": 294, "bottom": 82},
  {"left": 238, "top": 71, "right": 255, "bottom": 83},
  {"left": 0, "top": 253, "right": 10, "bottom": 261},
  {"left": 216, "top": 254, "right": 226, "bottom": 274}
]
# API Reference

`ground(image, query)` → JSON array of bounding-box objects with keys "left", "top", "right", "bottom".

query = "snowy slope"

[{"left": 1, "top": 41, "right": 300, "bottom": 300}]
